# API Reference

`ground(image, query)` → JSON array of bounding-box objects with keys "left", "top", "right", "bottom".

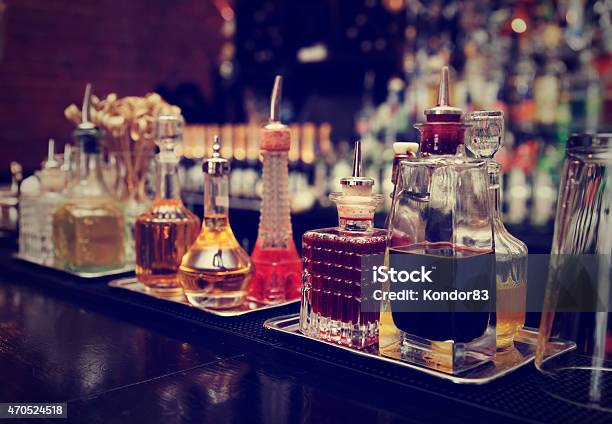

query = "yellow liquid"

[
  {"left": 53, "top": 201, "right": 125, "bottom": 272},
  {"left": 496, "top": 277, "right": 527, "bottom": 350},
  {"left": 178, "top": 216, "right": 252, "bottom": 309}
]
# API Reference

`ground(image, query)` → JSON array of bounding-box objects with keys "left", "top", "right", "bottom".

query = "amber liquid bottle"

[
  {"left": 179, "top": 137, "right": 252, "bottom": 309},
  {"left": 53, "top": 84, "right": 125, "bottom": 272},
  {"left": 135, "top": 115, "right": 200, "bottom": 296}
]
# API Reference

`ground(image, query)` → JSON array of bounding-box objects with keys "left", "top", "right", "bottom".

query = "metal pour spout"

[
  {"left": 81, "top": 83, "right": 92, "bottom": 125},
  {"left": 437, "top": 66, "right": 450, "bottom": 107},
  {"left": 270, "top": 75, "right": 282, "bottom": 123},
  {"left": 423, "top": 66, "right": 462, "bottom": 118},
  {"left": 340, "top": 140, "right": 374, "bottom": 190},
  {"left": 351, "top": 140, "right": 362, "bottom": 177}
]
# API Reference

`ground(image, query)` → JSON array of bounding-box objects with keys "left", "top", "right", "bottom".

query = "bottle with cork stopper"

[
  {"left": 248, "top": 76, "right": 302, "bottom": 305},
  {"left": 301, "top": 141, "right": 386, "bottom": 349}
]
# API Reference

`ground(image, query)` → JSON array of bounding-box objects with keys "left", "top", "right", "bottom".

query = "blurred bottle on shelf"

[
  {"left": 231, "top": 124, "right": 248, "bottom": 199},
  {"left": 570, "top": 50, "right": 602, "bottom": 133},
  {"left": 244, "top": 123, "right": 261, "bottom": 199}
]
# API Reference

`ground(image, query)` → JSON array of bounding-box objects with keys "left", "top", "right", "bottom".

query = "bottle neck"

[
  {"left": 332, "top": 191, "right": 380, "bottom": 232},
  {"left": 156, "top": 160, "right": 181, "bottom": 200},
  {"left": 488, "top": 162, "right": 503, "bottom": 221},
  {"left": 257, "top": 150, "right": 293, "bottom": 246},
  {"left": 339, "top": 217, "right": 374, "bottom": 231},
  {"left": 203, "top": 173, "right": 229, "bottom": 228},
  {"left": 78, "top": 149, "right": 104, "bottom": 183}
]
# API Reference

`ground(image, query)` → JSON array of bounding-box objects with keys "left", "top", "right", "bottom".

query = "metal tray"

[
  {"left": 264, "top": 314, "right": 575, "bottom": 385},
  {"left": 109, "top": 277, "right": 300, "bottom": 317},
  {"left": 12, "top": 253, "right": 134, "bottom": 279}
]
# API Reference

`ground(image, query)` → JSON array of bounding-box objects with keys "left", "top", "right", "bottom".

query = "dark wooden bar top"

[{"left": 0, "top": 244, "right": 607, "bottom": 424}]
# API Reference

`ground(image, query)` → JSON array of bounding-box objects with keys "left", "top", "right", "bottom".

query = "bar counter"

[{"left": 0, "top": 243, "right": 606, "bottom": 424}]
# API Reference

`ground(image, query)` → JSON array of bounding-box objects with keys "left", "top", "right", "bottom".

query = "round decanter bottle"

[{"left": 135, "top": 115, "right": 200, "bottom": 295}]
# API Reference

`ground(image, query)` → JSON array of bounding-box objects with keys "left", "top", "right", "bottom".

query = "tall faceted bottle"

[
  {"left": 135, "top": 114, "right": 200, "bottom": 296},
  {"left": 53, "top": 84, "right": 125, "bottom": 272},
  {"left": 301, "top": 141, "right": 386, "bottom": 349},
  {"left": 248, "top": 76, "right": 302, "bottom": 304},
  {"left": 179, "top": 136, "right": 252, "bottom": 309}
]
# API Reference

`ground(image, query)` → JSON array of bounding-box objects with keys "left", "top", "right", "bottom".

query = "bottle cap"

[
  {"left": 203, "top": 136, "right": 230, "bottom": 176},
  {"left": 73, "top": 83, "right": 102, "bottom": 152},
  {"left": 155, "top": 114, "right": 184, "bottom": 162},
  {"left": 39, "top": 168, "right": 65, "bottom": 192},
  {"left": 340, "top": 140, "right": 374, "bottom": 194},
  {"left": 424, "top": 66, "right": 462, "bottom": 120},
  {"left": 462, "top": 110, "right": 504, "bottom": 159}
]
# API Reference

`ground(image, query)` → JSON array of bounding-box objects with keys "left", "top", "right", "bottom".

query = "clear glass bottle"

[
  {"left": 463, "top": 110, "right": 528, "bottom": 351},
  {"left": 135, "top": 115, "right": 200, "bottom": 296},
  {"left": 37, "top": 139, "right": 65, "bottom": 265},
  {"left": 18, "top": 171, "right": 41, "bottom": 260},
  {"left": 179, "top": 136, "right": 252, "bottom": 309},
  {"left": 249, "top": 76, "right": 302, "bottom": 305},
  {"left": 53, "top": 84, "right": 125, "bottom": 272},
  {"left": 382, "top": 157, "right": 496, "bottom": 374},
  {"left": 489, "top": 162, "right": 527, "bottom": 350},
  {"left": 381, "top": 69, "right": 497, "bottom": 374},
  {"left": 301, "top": 141, "right": 386, "bottom": 350}
]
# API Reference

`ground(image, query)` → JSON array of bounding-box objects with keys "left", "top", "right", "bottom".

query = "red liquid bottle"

[
  {"left": 248, "top": 76, "right": 302, "bottom": 305},
  {"left": 301, "top": 141, "right": 386, "bottom": 349}
]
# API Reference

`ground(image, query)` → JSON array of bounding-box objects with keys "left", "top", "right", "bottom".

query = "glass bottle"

[
  {"left": 53, "top": 84, "right": 125, "bottom": 272},
  {"left": 19, "top": 139, "right": 62, "bottom": 262},
  {"left": 301, "top": 141, "right": 386, "bottom": 350},
  {"left": 248, "top": 76, "right": 302, "bottom": 305},
  {"left": 37, "top": 138, "right": 65, "bottom": 265},
  {"left": 135, "top": 115, "right": 200, "bottom": 296},
  {"left": 489, "top": 162, "right": 527, "bottom": 350},
  {"left": 463, "top": 110, "right": 528, "bottom": 351},
  {"left": 382, "top": 157, "right": 496, "bottom": 374},
  {"left": 381, "top": 69, "right": 497, "bottom": 374},
  {"left": 536, "top": 133, "right": 612, "bottom": 411},
  {"left": 18, "top": 168, "right": 41, "bottom": 260},
  {"left": 179, "top": 136, "right": 252, "bottom": 309}
]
